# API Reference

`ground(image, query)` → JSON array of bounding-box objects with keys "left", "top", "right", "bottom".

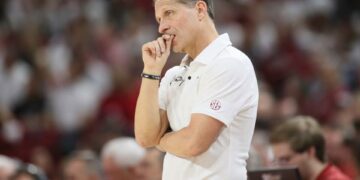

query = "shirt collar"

[{"left": 180, "top": 33, "right": 232, "bottom": 67}]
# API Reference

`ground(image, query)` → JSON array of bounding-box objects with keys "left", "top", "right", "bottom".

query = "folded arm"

[
  {"left": 158, "top": 113, "right": 224, "bottom": 158},
  {"left": 134, "top": 77, "right": 169, "bottom": 147},
  {"left": 135, "top": 35, "right": 173, "bottom": 147}
]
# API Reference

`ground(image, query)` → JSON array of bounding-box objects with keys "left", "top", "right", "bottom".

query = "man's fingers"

[
  {"left": 143, "top": 42, "right": 156, "bottom": 58},
  {"left": 152, "top": 41, "right": 161, "bottom": 57},
  {"left": 162, "top": 34, "right": 171, "bottom": 41},
  {"left": 165, "top": 35, "right": 174, "bottom": 52},
  {"left": 157, "top": 37, "right": 166, "bottom": 54},
  {"left": 142, "top": 35, "right": 172, "bottom": 60}
]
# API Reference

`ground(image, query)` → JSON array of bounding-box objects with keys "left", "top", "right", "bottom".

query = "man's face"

[
  {"left": 102, "top": 157, "right": 142, "bottom": 180},
  {"left": 154, "top": 0, "right": 199, "bottom": 53},
  {"left": 102, "top": 158, "right": 126, "bottom": 180},
  {"left": 271, "top": 142, "right": 308, "bottom": 177},
  {"left": 0, "top": 169, "right": 15, "bottom": 180},
  {"left": 11, "top": 173, "right": 34, "bottom": 180},
  {"left": 63, "top": 159, "right": 91, "bottom": 180},
  {"left": 136, "top": 150, "right": 163, "bottom": 180}
]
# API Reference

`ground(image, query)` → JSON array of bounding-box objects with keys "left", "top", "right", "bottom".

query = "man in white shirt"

[{"left": 135, "top": 0, "right": 259, "bottom": 179}]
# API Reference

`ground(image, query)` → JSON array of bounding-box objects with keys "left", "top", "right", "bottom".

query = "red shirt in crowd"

[{"left": 316, "top": 164, "right": 351, "bottom": 180}]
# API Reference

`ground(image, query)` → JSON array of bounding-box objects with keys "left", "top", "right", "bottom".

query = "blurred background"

[{"left": 0, "top": 0, "right": 359, "bottom": 179}]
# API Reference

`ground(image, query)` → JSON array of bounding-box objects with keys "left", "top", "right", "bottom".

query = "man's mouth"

[{"left": 163, "top": 34, "right": 175, "bottom": 42}]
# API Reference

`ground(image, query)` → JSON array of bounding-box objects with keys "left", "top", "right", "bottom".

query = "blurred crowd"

[{"left": 0, "top": 0, "right": 359, "bottom": 179}]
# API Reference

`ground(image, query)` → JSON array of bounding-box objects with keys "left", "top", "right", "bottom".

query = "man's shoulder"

[
  {"left": 211, "top": 46, "right": 254, "bottom": 73},
  {"left": 216, "top": 46, "right": 252, "bottom": 66}
]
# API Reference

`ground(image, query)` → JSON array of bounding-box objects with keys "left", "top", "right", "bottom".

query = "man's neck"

[
  {"left": 186, "top": 22, "right": 218, "bottom": 60},
  {"left": 307, "top": 160, "right": 327, "bottom": 180}
]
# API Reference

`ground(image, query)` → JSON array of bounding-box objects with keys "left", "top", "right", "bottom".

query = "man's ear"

[{"left": 195, "top": 1, "right": 208, "bottom": 21}]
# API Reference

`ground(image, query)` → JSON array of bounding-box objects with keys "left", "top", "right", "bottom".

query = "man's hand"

[{"left": 142, "top": 34, "right": 174, "bottom": 75}]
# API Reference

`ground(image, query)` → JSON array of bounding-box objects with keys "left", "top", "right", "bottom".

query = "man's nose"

[{"left": 158, "top": 21, "right": 170, "bottom": 34}]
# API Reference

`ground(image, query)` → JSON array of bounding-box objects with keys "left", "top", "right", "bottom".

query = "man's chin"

[
  {"left": 171, "top": 46, "right": 184, "bottom": 54},
  {"left": 171, "top": 47, "right": 180, "bottom": 53}
]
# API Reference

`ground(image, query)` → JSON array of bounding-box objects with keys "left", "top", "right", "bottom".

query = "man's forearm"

[
  {"left": 137, "top": 34, "right": 173, "bottom": 147},
  {"left": 158, "top": 114, "right": 224, "bottom": 158},
  {"left": 134, "top": 78, "right": 163, "bottom": 147},
  {"left": 158, "top": 127, "right": 205, "bottom": 158}
]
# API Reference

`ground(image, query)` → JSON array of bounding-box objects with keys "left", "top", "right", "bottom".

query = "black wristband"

[{"left": 141, "top": 73, "right": 161, "bottom": 80}]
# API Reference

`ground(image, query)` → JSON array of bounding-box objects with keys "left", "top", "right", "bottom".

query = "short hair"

[
  {"left": 65, "top": 150, "right": 103, "bottom": 178},
  {"left": 101, "top": 137, "right": 146, "bottom": 167},
  {"left": 10, "top": 163, "right": 47, "bottom": 180},
  {"left": 270, "top": 116, "right": 326, "bottom": 162},
  {"left": 154, "top": 0, "right": 215, "bottom": 20}
]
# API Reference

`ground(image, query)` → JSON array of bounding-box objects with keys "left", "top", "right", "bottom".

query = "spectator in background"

[
  {"left": 29, "top": 147, "right": 56, "bottom": 180},
  {"left": 0, "top": 106, "right": 23, "bottom": 146},
  {"left": 10, "top": 163, "right": 47, "bottom": 180},
  {"left": 137, "top": 148, "right": 165, "bottom": 180},
  {"left": 63, "top": 150, "right": 103, "bottom": 180},
  {"left": 101, "top": 137, "right": 145, "bottom": 180},
  {"left": 270, "top": 116, "right": 350, "bottom": 180},
  {"left": 354, "top": 119, "right": 360, "bottom": 176},
  {"left": 48, "top": 47, "right": 110, "bottom": 155},
  {"left": 322, "top": 123, "right": 359, "bottom": 179},
  {"left": 0, "top": 155, "right": 18, "bottom": 179},
  {"left": 0, "top": 48, "right": 30, "bottom": 109}
]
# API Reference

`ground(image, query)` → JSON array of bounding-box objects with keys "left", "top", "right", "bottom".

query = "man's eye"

[{"left": 165, "top": 10, "right": 173, "bottom": 16}]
